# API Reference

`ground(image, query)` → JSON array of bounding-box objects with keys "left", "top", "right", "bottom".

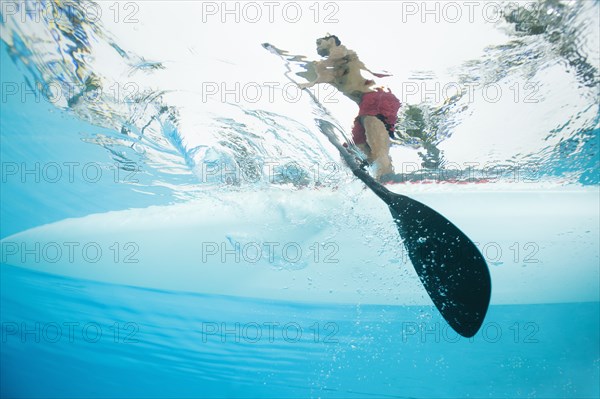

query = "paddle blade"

[{"left": 388, "top": 193, "right": 491, "bottom": 337}]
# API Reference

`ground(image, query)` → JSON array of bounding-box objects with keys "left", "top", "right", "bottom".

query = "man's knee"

[{"left": 363, "top": 117, "right": 390, "bottom": 152}]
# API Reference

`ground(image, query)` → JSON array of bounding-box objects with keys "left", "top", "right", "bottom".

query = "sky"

[{"left": 72, "top": 1, "right": 598, "bottom": 170}]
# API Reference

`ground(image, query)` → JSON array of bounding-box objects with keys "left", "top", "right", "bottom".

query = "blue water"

[
  {"left": 1, "top": 1, "right": 599, "bottom": 397},
  {"left": 2, "top": 265, "right": 599, "bottom": 398}
]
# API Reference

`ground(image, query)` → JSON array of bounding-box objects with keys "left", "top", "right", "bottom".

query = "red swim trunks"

[{"left": 351, "top": 88, "right": 401, "bottom": 145}]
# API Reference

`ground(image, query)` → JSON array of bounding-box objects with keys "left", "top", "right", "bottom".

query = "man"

[{"left": 297, "top": 35, "right": 401, "bottom": 182}]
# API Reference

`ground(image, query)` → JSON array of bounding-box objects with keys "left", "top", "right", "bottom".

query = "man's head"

[{"left": 316, "top": 35, "right": 341, "bottom": 57}]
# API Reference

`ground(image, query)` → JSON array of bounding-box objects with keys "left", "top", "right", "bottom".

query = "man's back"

[{"left": 323, "top": 45, "right": 376, "bottom": 104}]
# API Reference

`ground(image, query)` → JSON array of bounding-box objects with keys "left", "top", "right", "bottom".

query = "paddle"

[{"left": 263, "top": 43, "right": 491, "bottom": 338}]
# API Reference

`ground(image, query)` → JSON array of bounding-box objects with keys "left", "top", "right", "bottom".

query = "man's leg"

[{"left": 363, "top": 116, "right": 394, "bottom": 179}]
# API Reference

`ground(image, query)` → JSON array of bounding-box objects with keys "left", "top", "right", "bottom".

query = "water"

[
  {"left": 1, "top": 1, "right": 599, "bottom": 397},
  {"left": 2, "top": 265, "right": 598, "bottom": 398}
]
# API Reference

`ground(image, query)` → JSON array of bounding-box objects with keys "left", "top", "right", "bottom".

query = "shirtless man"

[{"left": 297, "top": 35, "right": 401, "bottom": 181}]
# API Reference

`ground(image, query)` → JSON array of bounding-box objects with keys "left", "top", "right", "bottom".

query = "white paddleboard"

[{"left": 1, "top": 184, "right": 598, "bottom": 305}]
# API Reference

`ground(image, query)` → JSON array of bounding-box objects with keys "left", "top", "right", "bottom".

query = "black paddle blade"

[
  {"left": 308, "top": 118, "right": 491, "bottom": 336},
  {"left": 386, "top": 192, "right": 491, "bottom": 338}
]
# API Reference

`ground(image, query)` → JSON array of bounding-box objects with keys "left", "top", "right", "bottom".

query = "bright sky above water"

[
  {"left": 91, "top": 1, "right": 596, "bottom": 172},
  {"left": 100, "top": 1, "right": 508, "bottom": 80}
]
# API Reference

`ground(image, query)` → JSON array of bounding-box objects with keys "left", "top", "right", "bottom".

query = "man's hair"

[{"left": 320, "top": 34, "right": 341, "bottom": 46}]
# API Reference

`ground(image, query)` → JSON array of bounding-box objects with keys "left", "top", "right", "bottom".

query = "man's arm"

[{"left": 297, "top": 60, "right": 335, "bottom": 88}]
